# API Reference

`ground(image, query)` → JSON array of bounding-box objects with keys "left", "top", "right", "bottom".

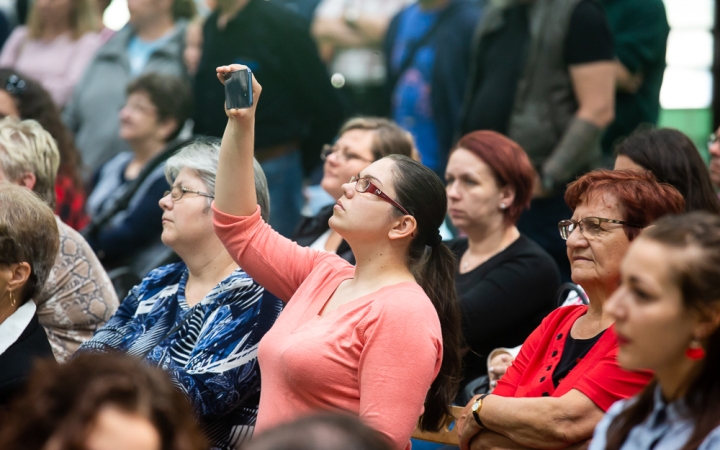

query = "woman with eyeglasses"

[
  {"left": 456, "top": 170, "right": 684, "bottom": 450},
  {"left": 83, "top": 73, "right": 191, "bottom": 271},
  {"left": 212, "top": 65, "right": 462, "bottom": 450},
  {"left": 588, "top": 212, "right": 720, "bottom": 450},
  {"left": 293, "top": 117, "right": 415, "bottom": 264},
  {"left": 79, "top": 140, "right": 282, "bottom": 449}
]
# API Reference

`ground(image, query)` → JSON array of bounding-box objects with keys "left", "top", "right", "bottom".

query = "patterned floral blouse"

[{"left": 79, "top": 261, "right": 282, "bottom": 450}]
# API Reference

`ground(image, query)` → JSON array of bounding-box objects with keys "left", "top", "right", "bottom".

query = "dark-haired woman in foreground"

[
  {"left": 212, "top": 64, "right": 461, "bottom": 450},
  {"left": 590, "top": 212, "right": 720, "bottom": 450}
]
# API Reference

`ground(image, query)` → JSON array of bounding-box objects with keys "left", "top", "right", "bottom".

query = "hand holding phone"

[{"left": 224, "top": 68, "right": 253, "bottom": 109}]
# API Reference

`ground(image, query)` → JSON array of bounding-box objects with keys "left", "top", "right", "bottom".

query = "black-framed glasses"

[
  {"left": 558, "top": 217, "right": 643, "bottom": 240},
  {"left": 164, "top": 185, "right": 214, "bottom": 202},
  {"left": 5, "top": 74, "right": 26, "bottom": 96},
  {"left": 350, "top": 175, "right": 411, "bottom": 216},
  {"left": 321, "top": 144, "right": 373, "bottom": 164}
]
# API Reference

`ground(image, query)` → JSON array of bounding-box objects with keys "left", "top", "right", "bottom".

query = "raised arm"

[{"left": 214, "top": 64, "right": 262, "bottom": 218}]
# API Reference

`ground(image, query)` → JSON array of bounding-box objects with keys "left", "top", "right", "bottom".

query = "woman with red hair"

[
  {"left": 457, "top": 169, "right": 685, "bottom": 450},
  {"left": 445, "top": 131, "right": 560, "bottom": 400}
]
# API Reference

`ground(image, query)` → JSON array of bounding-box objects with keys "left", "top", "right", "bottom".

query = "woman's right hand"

[{"left": 216, "top": 64, "right": 262, "bottom": 122}]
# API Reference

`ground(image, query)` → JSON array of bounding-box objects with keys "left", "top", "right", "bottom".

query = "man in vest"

[{"left": 459, "top": 0, "right": 615, "bottom": 280}]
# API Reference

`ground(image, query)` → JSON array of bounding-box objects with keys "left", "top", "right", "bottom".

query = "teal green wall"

[{"left": 657, "top": 108, "right": 713, "bottom": 161}]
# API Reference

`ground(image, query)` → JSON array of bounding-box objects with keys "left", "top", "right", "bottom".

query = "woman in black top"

[
  {"left": 445, "top": 131, "right": 560, "bottom": 395},
  {"left": 0, "top": 185, "right": 58, "bottom": 409},
  {"left": 293, "top": 118, "right": 415, "bottom": 262}
]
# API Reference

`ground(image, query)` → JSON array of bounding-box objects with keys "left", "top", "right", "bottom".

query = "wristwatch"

[{"left": 471, "top": 394, "right": 489, "bottom": 427}]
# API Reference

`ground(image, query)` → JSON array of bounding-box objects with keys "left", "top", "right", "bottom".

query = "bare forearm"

[
  {"left": 215, "top": 118, "right": 257, "bottom": 216},
  {"left": 479, "top": 396, "right": 598, "bottom": 449},
  {"left": 312, "top": 19, "right": 367, "bottom": 47},
  {"left": 470, "top": 430, "right": 534, "bottom": 450}
]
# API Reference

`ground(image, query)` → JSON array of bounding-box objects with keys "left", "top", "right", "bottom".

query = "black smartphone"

[{"left": 224, "top": 68, "right": 253, "bottom": 109}]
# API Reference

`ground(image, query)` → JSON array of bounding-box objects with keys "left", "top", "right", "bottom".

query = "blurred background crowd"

[{"left": 0, "top": 0, "right": 719, "bottom": 449}]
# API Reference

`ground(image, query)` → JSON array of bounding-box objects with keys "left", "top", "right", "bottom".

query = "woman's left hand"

[{"left": 457, "top": 395, "right": 484, "bottom": 450}]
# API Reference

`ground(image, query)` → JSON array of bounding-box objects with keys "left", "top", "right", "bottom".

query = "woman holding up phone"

[{"left": 212, "top": 65, "right": 462, "bottom": 450}]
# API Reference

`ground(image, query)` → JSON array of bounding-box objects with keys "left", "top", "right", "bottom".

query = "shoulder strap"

[
  {"left": 388, "top": 2, "right": 463, "bottom": 91},
  {"left": 83, "top": 138, "right": 190, "bottom": 240}
]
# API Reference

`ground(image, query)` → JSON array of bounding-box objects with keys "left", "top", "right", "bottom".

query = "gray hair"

[{"left": 164, "top": 139, "right": 270, "bottom": 222}]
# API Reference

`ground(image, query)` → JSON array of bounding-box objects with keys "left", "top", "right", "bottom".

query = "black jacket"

[
  {"left": 0, "top": 313, "right": 55, "bottom": 409},
  {"left": 293, "top": 205, "right": 355, "bottom": 264},
  {"left": 194, "top": 0, "right": 344, "bottom": 174}
]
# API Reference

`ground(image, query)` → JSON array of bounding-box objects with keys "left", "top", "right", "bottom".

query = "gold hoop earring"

[{"left": 9, "top": 291, "right": 16, "bottom": 307}]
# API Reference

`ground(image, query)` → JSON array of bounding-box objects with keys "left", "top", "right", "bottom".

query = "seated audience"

[
  {"left": 614, "top": 128, "right": 720, "bottom": 213},
  {"left": 0, "top": 184, "right": 58, "bottom": 409},
  {"left": 0, "top": 0, "right": 102, "bottom": 109},
  {"left": 0, "top": 117, "right": 117, "bottom": 362},
  {"left": 80, "top": 140, "right": 282, "bottom": 449},
  {"left": 591, "top": 212, "right": 720, "bottom": 449},
  {"left": 213, "top": 65, "right": 461, "bottom": 450},
  {"left": 244, "top": 413, "right": 393, "bottom": 450},
  {"left": 293, "top": 117, "right": 414, "bottom": 263},
  {"left": 63, "top": 0, "right": 195, "bottom": 175},
  {"left": 445, "top": 131, "right": 560, "bottom": 399},
  {"left": 0, "top": 352, "right": 208, "bottom": 450},
  {"left": 0, "top": 182, "right": 60, "bottom": 410},
  {"left": 84, "top": 73, "right": 192, "bottom": 271},
  {"left": 457, "top": 170, "right": 685, "bottom": 450},
  {"left": 0, "top": 69, "right": 89, "bottom": 230}
]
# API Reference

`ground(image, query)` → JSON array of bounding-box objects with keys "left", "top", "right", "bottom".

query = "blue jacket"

[{"left": 383, "top": 0, "right": 481, "bottom": 174}]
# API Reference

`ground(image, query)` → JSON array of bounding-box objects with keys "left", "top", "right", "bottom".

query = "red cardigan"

[{"left": 493, "top": 305, "right": 651, "bottom": 412}]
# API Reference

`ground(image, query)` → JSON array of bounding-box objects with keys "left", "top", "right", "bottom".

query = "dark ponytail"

[{"left": 386, "top": 155, "right": 462, "bottom": 431}]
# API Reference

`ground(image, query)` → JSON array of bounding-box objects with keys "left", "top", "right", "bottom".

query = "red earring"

[{"left": 686, "top": 339, "right": 706, "bottom": 360}]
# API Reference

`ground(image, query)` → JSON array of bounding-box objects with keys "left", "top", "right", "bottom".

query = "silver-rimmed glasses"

[{"left": 164, "top": 185, "right": 214, "bottom": 202}]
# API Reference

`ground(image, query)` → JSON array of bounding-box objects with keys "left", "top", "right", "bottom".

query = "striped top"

[{"left": 79, "top": 262, "right": 282, "bottom": 449}]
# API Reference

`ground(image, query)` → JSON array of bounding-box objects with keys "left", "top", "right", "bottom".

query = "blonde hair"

[
  {"left": 27, "top": 0, "right": 99, "bottom": 40},
  {"left": 0, "top": 117, "right": 60, "bottom": 208},
  {"left": 338, "top": 117, "right": 417, "bottom": 161}
]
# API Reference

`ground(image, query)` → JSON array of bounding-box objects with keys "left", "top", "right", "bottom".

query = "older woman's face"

[
  {"left": 159, "top": 167, "right": 213, "bottom": 251},
  {"left": 321, "top": 129, "right": 375, "bottom": 200},
  {"left": 119, "top": 92, "right": 162, "bottom": 144},
  {"left": 606, "top": 238, "right": 701, "bottom": 373},
  {"left": 566, "top": 192, "right": 631, "bottom": 292},
  {"left": 446, "top": 148, "right": 510, "bottom": 232}
]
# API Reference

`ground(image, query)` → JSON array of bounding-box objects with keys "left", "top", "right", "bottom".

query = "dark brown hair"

[
  {"left": 386, "top": 154, "right": 462, "bottom": 431},
  {"left": 452, "top": 130, "right": 536, "bottom": 224},
  {"left": 126, "top": 73, "right": 193, "bottom": 143},
  {"left": 0, "top": 184, "right": 59, "bottom": 303},
  {"left": 606, "top": 212, "right": 720, "bottom": 450},
  {"left": 565, "top": 169, "right": 685, "bottom": 241},
  {"left": 0, "top": 69, "right": 84, "bottom": 190},
  {"left": 243, "top": 413, "right": 393, "bottom": 450},
  {"left": 0, "top": 352, "right": 208, "bottom": 450},
  {"left": 615, "top": 128, "right": 720, "bottom": 214}
]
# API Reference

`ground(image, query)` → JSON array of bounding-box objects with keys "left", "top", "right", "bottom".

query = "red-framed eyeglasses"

[{"left": 350, "top": 175, "right": 411, "bottom": 216}]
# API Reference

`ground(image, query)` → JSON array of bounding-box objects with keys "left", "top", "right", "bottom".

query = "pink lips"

[{"left": 334, "top": 200, "right": 345, "bottom": 211}]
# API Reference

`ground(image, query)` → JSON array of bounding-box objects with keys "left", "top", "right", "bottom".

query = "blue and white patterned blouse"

[
  {"left": 590, "top": 384, "right": 720, "bottom": 450},
  {"left": 79, "top": 262, "right": 282, "bottom": 450}
]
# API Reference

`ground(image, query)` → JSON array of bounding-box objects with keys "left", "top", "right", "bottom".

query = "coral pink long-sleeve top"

[{"left": 213, "top": 205, "right": 443, "bottom": 450}]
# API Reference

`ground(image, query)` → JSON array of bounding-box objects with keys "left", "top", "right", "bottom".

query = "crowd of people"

[{"left": 0, "top": 0, "right": 719, "bottom": 449}]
